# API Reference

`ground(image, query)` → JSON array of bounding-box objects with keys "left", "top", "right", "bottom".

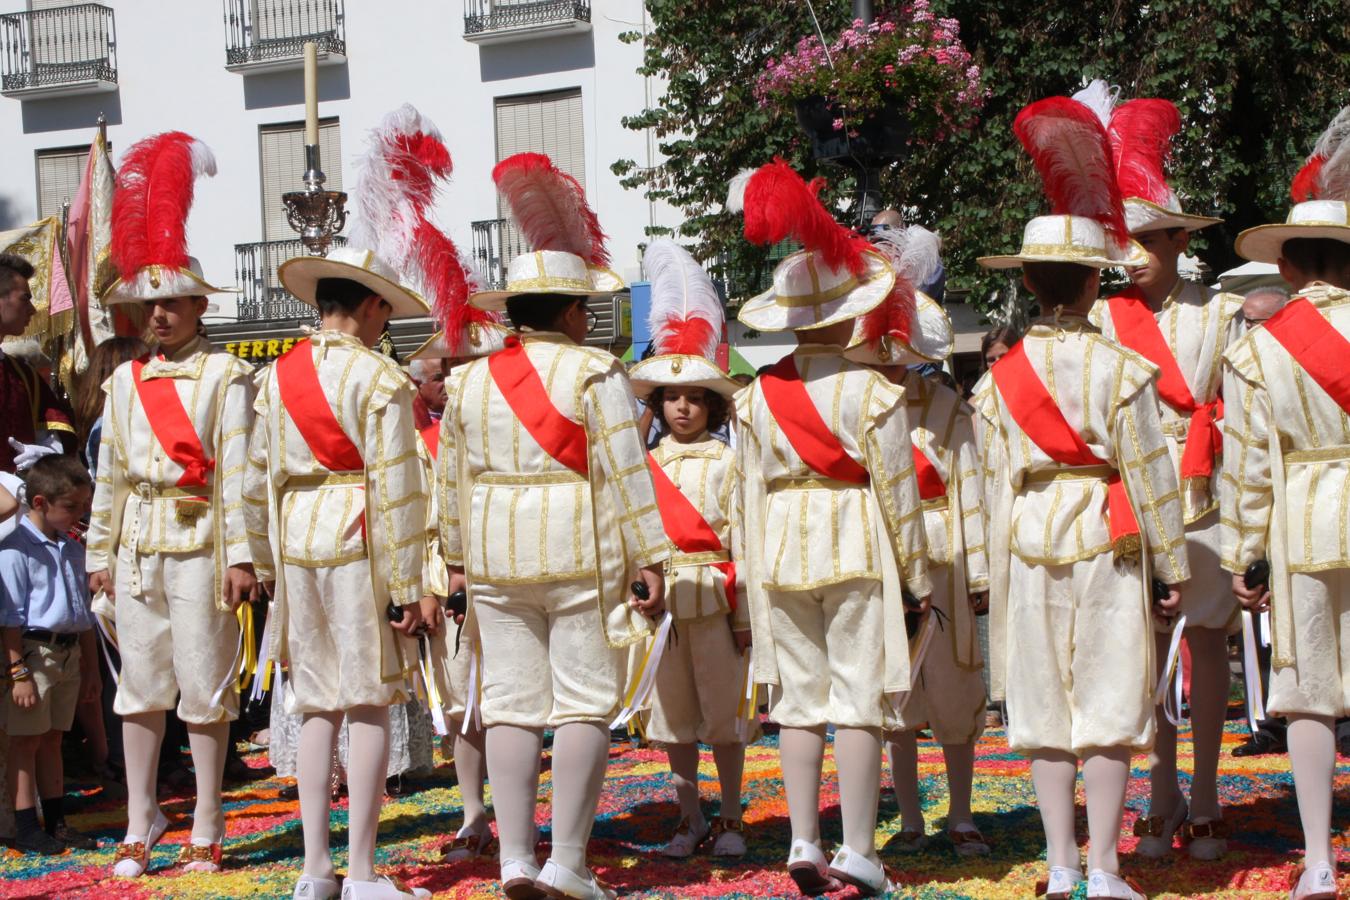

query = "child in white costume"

[
  {"left": 85, "top": 132, "right": 257, "bottom": 877},
  {"left": 731, "top": 161, "right": 932, "bottom": 897},
  {"left": 1077, "top": 82, "right": 1243, "bottom": 858},
  {"left": 1222, "top": 106, "right": 1350, "bottom": 900},
  {"left": 244, "top": 248, "right": 433, "bottom": 900},
  {"left": 843, "top": 226, "right": 991, "bottom": 856},
  {"left": 971, "top": 96, "right": 1189, "bottom": 900},
  {"left": 438, "top": 153, "right": 669, "bottom": 900},
  {"left": 627, "top": 238, "right": 754, "bottom": 859}
]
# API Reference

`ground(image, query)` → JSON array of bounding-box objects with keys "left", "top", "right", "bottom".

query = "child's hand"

[{"left": 12, "top": 679, "right": 37, "bottom": 709}]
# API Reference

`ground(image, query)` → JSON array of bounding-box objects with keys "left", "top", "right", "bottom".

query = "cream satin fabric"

[
  {"left": 735, "top": 346, "right": 931, "bottom": 698},
  {"left": 1091, "top": 281, "right": 1244, "bottom": 523},
  {"left": 971, "top": 316, "right": 1191, "bottom": 701},
  {"left": 87, "top": 336, "right": 255, "bottom": 613},
  {"left": 1221, "top": 283, "right": 1350, "bottom": 670},
  {"left": 436, "top": 331, "right": 670, "bottom": 651}
]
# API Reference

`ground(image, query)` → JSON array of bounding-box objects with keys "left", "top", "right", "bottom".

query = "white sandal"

[{"left": 112, "top": 810, "right": 170, "bottom": 877}]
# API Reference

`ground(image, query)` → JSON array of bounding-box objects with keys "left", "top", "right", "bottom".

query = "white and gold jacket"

[
  {"left": 735, "top": 345, "right": 931, "bottom": 696},
  {"left": 243, "top": 331, "right": 429, "bottom": 680},
  {"left": 1091, "top": 280, "right": 1244, "bottom": 522},
  {"left": 87, "top": 336, "right": 254, "bottom": 608},
  {"left": 650, "top": 433, "right": 747, "bottom": 628},
  {"left": 436, "top": 331, "right": 670, "bottom": 649},
  {"left": 905, "top": 370, "right": 987, "bottom": 671},
  {"left": 1220, "top": 282, "right": 1350, "bottom": 667},
  {"left": 971, "top": 316, "right": 1191, "bottom": 698}
]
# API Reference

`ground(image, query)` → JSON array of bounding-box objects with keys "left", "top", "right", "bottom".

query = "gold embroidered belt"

[
  {"left": 768, "top": 476, "right": 862, "bottom": 492},
  {"left": 668, "top": 549, "right": 731, "bottom": 569},
  {"left": 1284, "top": 445, "right": 1350, "bottom": 465},
  {"left": 133, "top": 483, "right": 213, "bottom": 499},
  {"left": 1021, "top": 464, "right": 1115, "bottom": 485},
  {"left": 476, "top": 471, "right": 586, "bottom": 486},
  {"left": 283, "top": 471, "right": 364, "bottom": 490},
  {"left": 1161, "top": 419, "right": 1191, "bottom": 438}
]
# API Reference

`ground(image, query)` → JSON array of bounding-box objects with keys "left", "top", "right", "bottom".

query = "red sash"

[
  {"left": 275, "top": 343, "right": 364, "bottom": 472},
  {"left": 1108, "top": 289, "right": 1222, "bottom": 481},
  {"left": 647, "top": 454, "right": 737, "bottom": 611},
  {"left": 488, "top": 337, "right": 588, "bottom": 474},
  {"left": 990, "top": 341, "right": 1141, "bottom": 548},
  {"left": 1264, "top": 297, "right": 1350, "bottom": 414},
  {"left": 912, "top": 444, "right": 946, "bottom": 501},
  {"left": 419, "top": 423, "right": 440, "bottom": 460},
  {"left": 760, "top": 356, "right": 868, "bottom": 484},
  {"left": 131, "top": 358, "right": 213, "bottom": 490}
]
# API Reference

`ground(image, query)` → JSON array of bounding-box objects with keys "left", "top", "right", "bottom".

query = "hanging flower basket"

[{"left": 794, "top": 95, "right": 913, "bottom": 163}]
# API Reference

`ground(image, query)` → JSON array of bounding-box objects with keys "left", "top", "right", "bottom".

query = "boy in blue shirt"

[{"left": 1, "top": 454, "right": 99, "bottom": 854}]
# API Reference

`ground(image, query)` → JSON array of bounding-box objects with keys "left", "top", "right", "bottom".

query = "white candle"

[{"left": 303, "top": 41, "right": 318, "bottom": 146}]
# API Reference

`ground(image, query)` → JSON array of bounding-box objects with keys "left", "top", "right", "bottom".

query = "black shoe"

[
  {"left": 1232, "top": 730, "right": 1286, "bottom": 757},
  {"left": 278, "top": 782, "right": 299, "bottom": 801},
  {"left": 50, "top": 823, "right": 98, "bottom": 851},
  {"left": 15, "top": 828, "right": 67, "bottom": 855}
]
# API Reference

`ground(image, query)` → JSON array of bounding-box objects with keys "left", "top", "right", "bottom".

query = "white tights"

[
  {"left": 1029, "top": 746, "right": 1130, "bottom": 875},
  {"left": 297, "top": 705, "right": 390, "bottom": 883},
  {"left": 451, "top": 719, "right": 488, "bottom": 833},
  {"left": 885, "top": 731, "right": 976, "bottom": 833},
  {"left": 780, "top": 725, "right": 883, "bottom": 864},
  {"left": 121, "top": 712, "right": 229, "bottom": 844},
  {"left": 1287, "top": 715, "right": 1336, "bottom": 868},
  {"left": 1150, "top": 626, "right": 1229, "bottom": 820}
]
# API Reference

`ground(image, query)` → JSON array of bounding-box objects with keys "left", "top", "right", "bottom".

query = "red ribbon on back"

[
  {"left": 420, "top": 423, "right": 440, "bottom": 461},
  {"left": 760, "top": 356, "right": 869, "bottom": 484},
  {"left": 646, "top": 454, "right": 737, "bottom": 612},
  {"left": 131, "top": 358, "right": 213, "bottom": 489},
  {"left": 991, "top": 341, "right": 1140, "bottom": 547},
  {"left": 488, "top": 337, "right": 589, "bottom": 475},
  {"left": 276, "top": 343, "right": 364, "bottom": 472},
  {"left": 1108, "top": 289, "right": 1222, "bottom": 481},
  {"left": 1264, "top": 296, "right": 1350, "bottom": 415},
  {"left": 912, "top": 444, "right": 946, "bottom": 501}
]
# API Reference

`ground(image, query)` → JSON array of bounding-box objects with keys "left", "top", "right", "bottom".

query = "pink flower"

[{"left": 832, "top": 118, "right": 845, "bottom": 131}]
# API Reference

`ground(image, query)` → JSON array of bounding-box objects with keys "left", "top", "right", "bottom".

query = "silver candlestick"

[{"left": 283, "top": 144, "right": 347, "bottom": 256}]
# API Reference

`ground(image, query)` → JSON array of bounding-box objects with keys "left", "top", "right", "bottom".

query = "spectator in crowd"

[
  {"left": 0, "top": 254, "right": 74, "bottom": 474},
  {"left": 981, "top": 325, "right": 1021, "bottom": 370},
  {"left": 74, "top": 337, "right": 150, "bottom": 476}
]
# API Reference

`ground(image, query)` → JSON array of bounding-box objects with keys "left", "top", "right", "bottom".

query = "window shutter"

[
  {"left": 494, "top": 89, "right": 585, "bottom": 260},
  {"left": 34, "top": 146, "right": 88, "bottom": 220}
]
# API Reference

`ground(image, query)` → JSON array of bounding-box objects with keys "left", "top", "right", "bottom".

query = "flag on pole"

[{"left": 66, "top": 122, "right": 130, "bottom": 375}]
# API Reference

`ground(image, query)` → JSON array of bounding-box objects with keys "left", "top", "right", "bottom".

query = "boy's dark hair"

[
  {"left": 981, "top": 325, "right": 1022, "bottom": 363},
  {"left": 0, "top": 252, "right": 35, "bottom": 295},
  {"left": 1280, "top": 238, "right": 1350, "bottom": 283},
  {"left": 315, "top": 277, "right": 379, "bottom": 316},
  {"left": 649, "top": 386, "right": 729, "bottom": 435},
  {"left": 24, "top": 454, "right": 92, "bottom": 502},
  {"left": 1022, "top": 261, "right": 1097, "bottom": 309},
  {"left": 505, "top": 293, "right": 584, "bottom": 332}
]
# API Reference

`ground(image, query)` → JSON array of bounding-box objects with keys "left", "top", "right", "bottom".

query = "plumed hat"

[{"left": 845, "top": 225, "right": 954, "bottom": 366}]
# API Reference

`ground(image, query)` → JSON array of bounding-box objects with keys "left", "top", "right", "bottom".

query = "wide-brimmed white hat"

[
  {"left": 1124, "top": 197, "right": 1222, "bottom": 235},
  {"left": 628, "top": 353, "right": 740, "bottom": 400},
  {"left": 278, "top": 246, "right": 429, "bottom": 319},
  {"left": 979, "top": 215, "right": 1147, "bottom": 270},
  {"left": 468, "top": 250, "right": 624, "bottom": 311},
  {"left": 409, "top": 320, "right": 512, "bottom": 360},
  {"left": 736, "top": 248, "right": 895, "bottom": 333},
  {"left": 102, "top": 256, "right": 235, "bottom": 305},
  {"left": 1235, "top": 200, "right": 1350, "bottom": 264},
  {"left": 844, "top": 290, "right": 954, "bottom": 366}
]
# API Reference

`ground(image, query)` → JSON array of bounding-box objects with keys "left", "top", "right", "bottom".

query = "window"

[
  {"left": 258, "top": 117, "right": 342, "bottom": 242},
  {"left": 34, "top": 146, "right": 87, "bottom": 220},
  {"left": 494, "top": 89, "right": 585, "bottom": 257}
]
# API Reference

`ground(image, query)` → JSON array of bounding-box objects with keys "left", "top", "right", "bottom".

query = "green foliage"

[{"left": 614, "top": 0, "right": 1350, "bottom": 317}]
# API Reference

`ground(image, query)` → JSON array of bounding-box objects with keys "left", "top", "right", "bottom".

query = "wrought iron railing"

[
  {"left": 710, "top": 241, "right": 798, "bottom": 305},
  {"left": 464, "top": 0, "right": 589, "bottom": 36},
  {"left": 0, "top": 3, "right": 115, "bottom": 94},
  {"left": 469, "top": 217, "right": 529, "bottom": 291},
  {"left": 234, "top": 237, "right": 346, "bottom": 321},
  {"left": 223, "top": 0, "right": 344, "bottom": 68}
]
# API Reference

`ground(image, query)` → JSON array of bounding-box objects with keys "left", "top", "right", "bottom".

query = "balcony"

[
  {"left": 224, "top": 0, "right": 345, "bottom": 74},
  {"left": 463, "top": 0, "right": 590, "bottom": 45},
  {"left": 0, "top": 3, "right": 116, "bottom": 99},
  {"left": 234, "top": 237, "right": 346, "bottom": 321},
  {"left": 469, "top": 217, "right": 629, "bottom": 349}
]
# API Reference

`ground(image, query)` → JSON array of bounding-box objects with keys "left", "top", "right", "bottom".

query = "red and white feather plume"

[
  {"left": 728, "top": 158, "right": 872, "bottom": 276},
  {"left": 110, "top": 131, "right": 215, "bottom": 280},
  {"left": 492, "top": 153, "right": 610, "bottom": 267},
  {"left": 644, "top": 238, "right": 723, "bottom": 359},
  {"left": 1014, "top": 97, "right": 1129, "bottom": 246},
  {"left": 1107, "top": 99, "right": 1183, "bottom": 207},
  {"left": 855, "top": 225, "right": 942, "bottom": 349},
  {"left": 350, "top": 104, "right": 491, "bottom": 348},
  {"left": 1291, "top": 105, "right": 1350, "bottom": 203}
]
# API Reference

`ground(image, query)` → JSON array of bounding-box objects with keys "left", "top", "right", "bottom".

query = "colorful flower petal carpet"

[{"left": 2, "top": 718, "right": 1346, "bottom": 899}]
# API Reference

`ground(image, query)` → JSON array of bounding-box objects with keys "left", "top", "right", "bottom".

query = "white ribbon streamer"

[
  {"left": 1240, "top": 610, "right": 1267, "bottom": 730},
  {"left": 735, "top": 647, "right": 756, "bottom": 743},
  {"left": 460, "top": 643, "right": 483, "bottom": 736},
  {"left": 609, "top": 612, "right": 674, "bottom": 731},
  {"left": 249, "top": 610, "right": 275, "bottom": 703},
  {"left": 94, "top": 613, "right": 119, "bottom": 687},
  {"left": 1153, "top": 613, "right": 1188, "bottom": 727},
  {"left": 419, "top": 636, "right": 449, "bottom": 737}
]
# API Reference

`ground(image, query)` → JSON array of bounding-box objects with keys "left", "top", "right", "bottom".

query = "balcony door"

[
  {"left": 251, "top": 0, "right": 340, "bottom": 44},
  {"left": 257, "top": 118, "right": 342, "bottom": 306},
  {"left": 27, "top": 0, "right": 111, "bottom": 78}
]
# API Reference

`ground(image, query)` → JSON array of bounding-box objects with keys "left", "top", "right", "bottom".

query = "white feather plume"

[
  {"left": 871, "top": 225, "right": 942, "bottom": 289},
  {"left": 188, "top": 140, "right": 217, "bottom": 178},
  {"left": 1313, "top": 105, "right": 1350, "bottom": 202},
  {"left": 725, "top": 168, "right": 755, "bottom": 214},
  {"left": 348, "top": 103, "right": 442, "bottom": 265},
  {"left": 644, "top": 237, "right": 724, "bottom": 359},
  {"left": 1072, "top": 78, "right": 1119, "bottom": 130}
]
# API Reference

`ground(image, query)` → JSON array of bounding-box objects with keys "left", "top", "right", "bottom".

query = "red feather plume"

[
  {"left": 111, "top": 131, "right": 215, "bottom": 279},
  {"left": 740, "top": 158, "right": 871, "bottom": 276},
  {"left": 1014, "top": 98, "right": 1128, "bottom": 244},
  {"left": 492, "top": 153, "right": 610, "bottom": 267},
  {"left": 1291, "top": 156, "right": 1326, "bottom": 203},
  {"left": 1108, "top": 99, "right": 1180, "bottom": 206}
]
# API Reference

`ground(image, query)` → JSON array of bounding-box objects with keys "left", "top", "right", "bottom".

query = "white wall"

[{"left": 0, "top": 0, "right": 676, "bottom": 319}]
